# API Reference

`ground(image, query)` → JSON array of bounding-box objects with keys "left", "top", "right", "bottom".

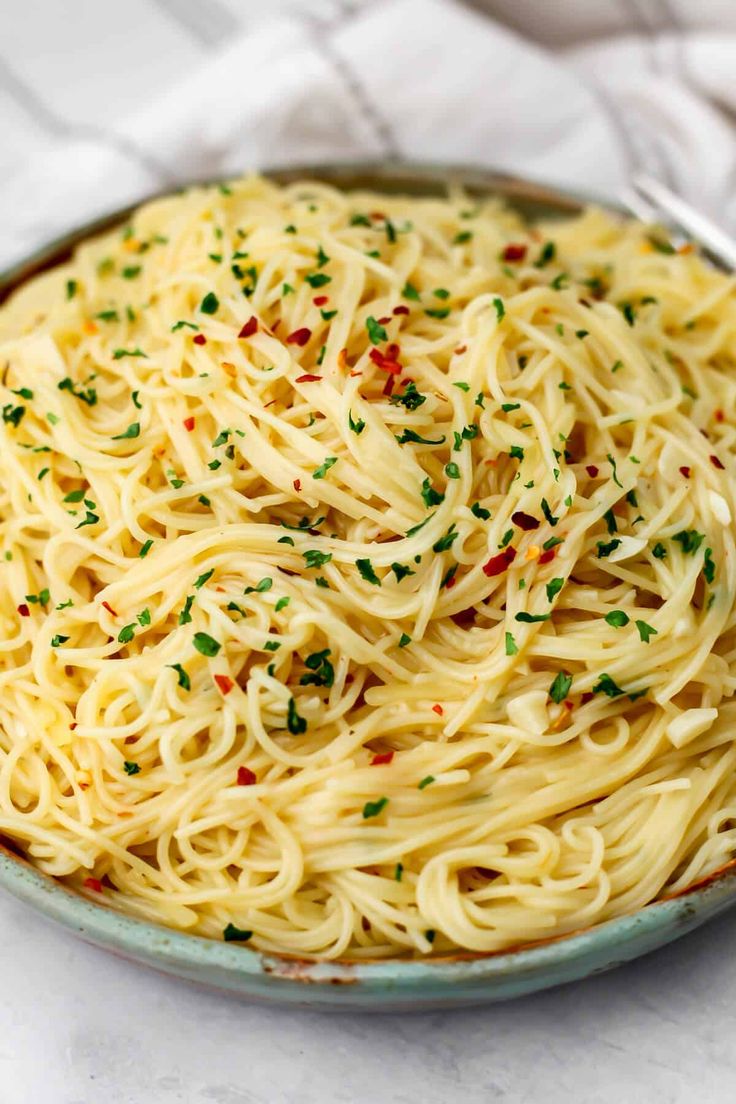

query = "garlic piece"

[{"left": 666, "top": 708, "right": 717, "bottom": 749}]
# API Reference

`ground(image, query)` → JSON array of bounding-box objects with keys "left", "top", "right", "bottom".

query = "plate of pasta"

[{"left": 1, "top": 162, "right": 736, "bottom": 1009}]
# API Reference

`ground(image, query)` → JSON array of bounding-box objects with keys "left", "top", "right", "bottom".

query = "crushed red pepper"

[
  {"left": 511, "top": 511, "right": 540, "bottom": 531},
  {"left": 237, "top": 766, "right": 256, "bottom": 785},
  {"left": 239, "top": 316, "right": 258, "bottom": 338},
  {"left": 371, "top": 751, "right": 394, "bottom": 765},
  {"left": 482, "top": 547, "right": 517, "bottom": 577},
  {"left": 286, "top": 327, "right": 311, "bottom": 346}
]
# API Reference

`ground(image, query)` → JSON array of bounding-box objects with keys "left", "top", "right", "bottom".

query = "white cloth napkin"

[{"left": 2, "top": 0, "right": 736, "bottom": 271}]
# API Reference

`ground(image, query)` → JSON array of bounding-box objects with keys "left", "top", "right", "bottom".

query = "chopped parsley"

[
  {"left": 673, "top": 529, "right": 705, "bottom": 555},
  {"left": 223, "top": 924, "right": 252, "bottom": 943},
  {"left": 515, "top": 612, "right": 550, "bottom": 623},
  {"left": 312, "top": 457, "right": 338, "bottom": 480},
  {"left": 635, "top": 619, "right": 657, "bottom": 643},
  {"left": 505, "top": 632, "right": 518, "bottom": 656},
  {"left": 534, "top": 241, "right": 556, "bottom": 268},
  {"left": 605, "top": 610, "right": 629, "bottom": 627},
  {"left": 541, "top": 498, "right": 558, "bottom": 527},
  {"left": 123, "top": 761, "right": 140, "bottom": 776},
  {"left": 549, "top": 670, "right": 572, "bottom": 703},
  {"left": 545, "top": 577, "right": 564, "bottom": 602},
  {"left": 357, "top": 558, "right": 381, "bottom": 586},
  {"left": 362, "top": 797, "right": 388, "bottom": 819},
  {"left": 112, "top": 422, "right": 140, "bottom": 440},
  {"left": 395, "top": 429, "right": 446, "bottom": 446},
  {"left": 168, "top": 663, "right": 191, "bottom": 691},
  {"left": 178, "top": 595, "right": 194, "bottom": 624},
  {"left": 113, "top": 348, "right": 147, "bottom": 361},
  {"left": 200, "top": 292, "right": 219, "bottom": 314},
  {"left": 593, "top": 673, "right": 624, "bottom": 697},
  {"left": 300, "top": 648, "right": 334, "bottom": 688},
  {"left": 366, "top": 316, "right": 388, "bottom": 345},
  {"left": 303, "top": 550, "right": 332, "bottom": 569},
  {"left": 287, "top": 697, "right": 307, "bottom": 735},
  {"left": 192, "top": 632, "right": 220, "bottom": 657},
  {"left": 597, "top": 539, "right": 621, "bottom": 558}
]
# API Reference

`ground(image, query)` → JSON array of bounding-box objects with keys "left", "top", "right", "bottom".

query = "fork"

[{"left": 622, "top": 174, "right": 736, "bottom": 271}]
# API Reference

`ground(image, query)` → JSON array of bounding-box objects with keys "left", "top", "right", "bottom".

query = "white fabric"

[{"left": 1, "top": 0, "right": 736, "bottom": 270}]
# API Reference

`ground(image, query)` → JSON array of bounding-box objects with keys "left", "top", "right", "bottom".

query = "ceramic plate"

[{"left": 2, "top": 162, "right": 735, "bottom": 1010}]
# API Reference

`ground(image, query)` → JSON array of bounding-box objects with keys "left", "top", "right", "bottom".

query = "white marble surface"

[
  {"left": 4, "top": 3, "right": 736, "bottom": 1101},
  {"left": 2, "top": 892, "right": 736, "bottom": 1103}
]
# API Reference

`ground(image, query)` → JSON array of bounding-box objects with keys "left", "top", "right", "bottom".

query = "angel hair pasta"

[{"left": 0, "top": 175, "right": 736, "bottom": 959}]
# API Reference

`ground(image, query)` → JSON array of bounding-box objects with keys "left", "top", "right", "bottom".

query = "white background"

[{"left": 3, "top": 2, "right": 736, "bottom": 1101}]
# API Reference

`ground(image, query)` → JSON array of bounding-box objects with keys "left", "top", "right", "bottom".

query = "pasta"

[{"left": 1, "top": 174, "right": 736, "bottom": 959}]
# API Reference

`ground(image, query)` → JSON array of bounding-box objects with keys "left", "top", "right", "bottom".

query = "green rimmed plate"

[{"left": 1, "top": 161, "right": 735, "bottom": 1010}]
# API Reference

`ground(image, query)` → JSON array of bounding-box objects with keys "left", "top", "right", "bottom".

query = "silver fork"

[{"left": 622, "top": 174, "right": 736, "bottom": 271}]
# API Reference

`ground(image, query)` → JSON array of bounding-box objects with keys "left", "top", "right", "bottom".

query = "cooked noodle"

[{"left": 1, "top": 174, "right": 736, "bottom": 958}]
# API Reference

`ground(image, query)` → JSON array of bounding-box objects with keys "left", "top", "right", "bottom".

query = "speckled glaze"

[{"left": 2, "top": 162, "right": 736, "bottom": 1010}]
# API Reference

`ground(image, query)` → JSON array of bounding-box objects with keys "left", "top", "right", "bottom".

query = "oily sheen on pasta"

[{"left": 1, "top": 176, "right": 736, "bottom": 960}]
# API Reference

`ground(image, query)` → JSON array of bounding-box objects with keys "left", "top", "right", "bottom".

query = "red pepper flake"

[
  {"left": 237, "top": 766, "right": 256, "bottom": 786},
  {"left": 293, "top": 478, "right": 301, "bottom": 492},
  {"left": 193, "top": 334, "right": 207, "bottom": 345},
  {"left": 349, "top": 370, "right": 362, "bottom": 378},
  {"left": 345, "top": 673, "right": 354, "bottom": 685},
  {"left": 503, "top": 243, "right": 527, "bottom": 262},
  {"left": 382, "top": 374, "right": 396, "bottom": 397},
  {"left": 450, "top": 607, "right": 476, "bottom": 628},
  {"left": 69, "top": 722, "right": 77, "bottom": 731},
  {"left": 101, "top": 600, "right": 117, "bottom": 617},
  {"left": 371, "top": 751, "right": 394, "bottom": 766},
  {"left": 214, "top": 674, "right": 234, "bottom": 696},
  {"left": 369, "top": 348, "right": 401, "bottom": 375},
  {"left": 370, "top": 211, "right": 385, "bottom": 220},
  {"left": 538, "top": 547, "right": 556, "bottom": 565},
  {"left": 585, "top": 464, "right": 599, "bottom": 478},
  {"left": 295, "top": 373, "right": 322, "bottom": 383},
  {"left": 393, "top": 305, "right": 410, "bottom": 316},
  {"left": 271, "top": 319, "right": 281, "bottom": 334},
  {"left": 581, "top": 692, "right": 595, "bottom": 704},
  {"left": 377, "top": 316, "right": 391, "bottom": 325},
  {"left": 710, "top": 454, "right": 725, "bottom": 470},
  {"left": 183, "top": 416, "right": 195, "bottom": 432},
  {"left": 239, "top": 316, "right": 258, "bottom": 339},
  {"left": 386, "top": 342, "right": 400, "bottom": 360},
  {"left": 83, "top": 877, "right": 103, "bottom": 893},
  {"left": 454, "top": 345, "right": 467, "bottom": 355},
  {"left": 715, "top": 409, "right": 725, "bottom": 423},
  {"left": 313, "top": 295, "right": 329, "bottom": 307},
  {"left": 482, "top": 547, "right": 516, "bottom": 577},
  {"left": 263, "top": 400, "right": 277, "bottom": 409},
  {"left": 444, "top": 573, "right": 457, "bottom": 589},
  {"left": 511, "top": 511, "right": 540, "bottom": 531},
  {"left": 17, "top": 604, "right": 30, "bottom": 617},
  {"left": 431, "top": 704, "right": 444, "bottom": 716},
  {"left": 286, "top": 327, "right": 311, "bottom": 347},
  {"left": 679, "top": 466, "right": 691, "bottom": 478}
]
